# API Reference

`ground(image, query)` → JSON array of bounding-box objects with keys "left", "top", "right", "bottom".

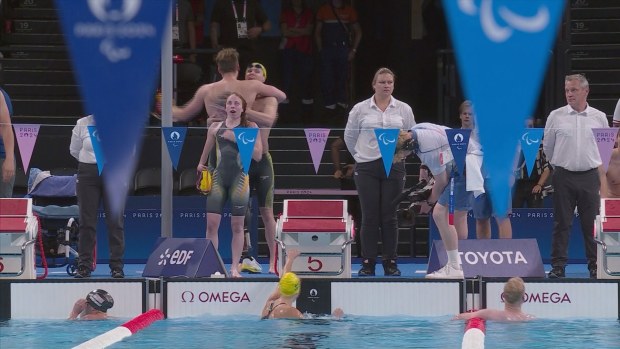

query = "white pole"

[{"left": 160, "top": 0, "right": 173, "bottom": 237}]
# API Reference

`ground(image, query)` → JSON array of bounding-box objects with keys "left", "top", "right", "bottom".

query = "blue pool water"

[{"left": 1, "top": 316, "right": 619, "bottom": 348}]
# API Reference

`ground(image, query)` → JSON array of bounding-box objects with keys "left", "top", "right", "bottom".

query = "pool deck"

[{"left": 36, "top": 259, "right": 595, "bottom": 279}]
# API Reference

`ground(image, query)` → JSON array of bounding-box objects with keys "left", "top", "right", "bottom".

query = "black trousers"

[
  {"left": 76, "top": 163, "right": 125, "bottom": 271},
  {"left": 550, "top": 166, "right": 599, "bottom": 268},
  {"left": 354, "top": 159, "right": 406, "bottom": 261}
]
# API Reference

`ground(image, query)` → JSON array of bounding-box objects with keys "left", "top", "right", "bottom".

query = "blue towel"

[{"left": 29, "top": 174, "right": 77, "bottom": 197}]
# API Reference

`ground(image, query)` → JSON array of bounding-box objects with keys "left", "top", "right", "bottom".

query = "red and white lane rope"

[
  {"left": 73, "top": 309, "right": 164, "bottom": 349},
  {"left": 461, "top": 317, "right": 485, "bottom": 349}
]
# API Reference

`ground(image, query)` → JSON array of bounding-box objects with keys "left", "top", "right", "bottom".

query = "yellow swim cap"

[
  {"left": 248, "top": 62, "right": 267, "bottom": 80},
  {"left": 279, "top": 272, "right": 300, "bottom": 296}
]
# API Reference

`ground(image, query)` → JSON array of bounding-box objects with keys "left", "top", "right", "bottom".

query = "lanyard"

[{"left": 231, "top": 0, "right": 247, "bottom": 21}]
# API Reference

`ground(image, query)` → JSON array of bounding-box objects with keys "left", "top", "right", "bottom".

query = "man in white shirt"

[
  {"left": 543, "top": 74, "right": 609, "bottom": 279},
  {"left": 400, "top": 123, "right": 473, "bottom": 279}
]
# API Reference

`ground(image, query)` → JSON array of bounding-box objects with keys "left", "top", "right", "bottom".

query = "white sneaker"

[
  {"left": 425, "top": 263, "right": 464, "bottom": 279},
  {"left": 240, "top": 257, "right": 263, "bottom": 273}
]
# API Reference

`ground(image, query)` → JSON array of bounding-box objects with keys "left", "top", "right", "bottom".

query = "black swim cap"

[{"left": 86, "top": 289, "right": 114, "bottom": 312}]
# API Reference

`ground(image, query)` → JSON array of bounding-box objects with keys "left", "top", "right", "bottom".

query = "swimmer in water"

[
  {"left": 454, "top": 277, "right": 534, "bottom": 322},
  {"left": 69, "top": 289, "right": 114, "bottom": 320}
]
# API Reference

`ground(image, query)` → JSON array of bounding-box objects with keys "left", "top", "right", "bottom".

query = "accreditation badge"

[{"left": 236, "top": 20, "right": 248, "bottom": 38}]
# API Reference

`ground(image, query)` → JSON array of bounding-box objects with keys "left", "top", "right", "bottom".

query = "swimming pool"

[{"left": 2, "top": 315, "right": 619, "bottom": 349}]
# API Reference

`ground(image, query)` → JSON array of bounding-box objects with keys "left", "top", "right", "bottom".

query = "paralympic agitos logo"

[
  {"left": 181, "top": 290, "right": 251, "bottom": 303},
  {"left": 75, "top": 0, "right": 156, "bottom": 62}
]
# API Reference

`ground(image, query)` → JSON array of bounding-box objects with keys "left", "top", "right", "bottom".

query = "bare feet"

[{"left": 231, "top": 269, "right": 242, "bottom": 278}]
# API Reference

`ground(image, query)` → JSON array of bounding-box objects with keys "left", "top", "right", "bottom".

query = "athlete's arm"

[
  {"left": 250, "top": 122, "right": 263, "bottom": 161},
  {"left": 246, "top": 97, "right": 278, "bottom": 127},
  {"left": 173, "top": 84, "right": 210, "bottom": 122},
  {"left": 197, "top": 123, "right": 218, "bottom": 171},
  {"left": 254, "top": 81, "right": 287, "bottom": 103}
]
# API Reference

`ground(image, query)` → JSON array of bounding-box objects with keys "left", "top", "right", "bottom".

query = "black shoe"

[
  {"left": 548, "top": 266, "right": 565, "bottom": 278},
  {"left": 589, "top": 267, "right": 597, "bottom": 279},
  {"left": 382, "top": 259, "right": 401, "bottom": 276},
  {"left": 74, "top": 266, "right": 91, "bottom": 279},
  {"left": 358, "top": 259, "right": 375, "bottom": 276},
  {"left": 111, "top": 268, "right": 125, "bottom": 279}
]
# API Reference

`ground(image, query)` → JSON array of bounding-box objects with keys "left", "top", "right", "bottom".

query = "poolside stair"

[
  {"left": 567, "top": 1, "right": 620, "bottom": 118},
  {"left": 595, "top": 198, "right": 620, "bottom": 279},
  {"left": 1, "top": 0, "right": 83, "bottom": 124}
]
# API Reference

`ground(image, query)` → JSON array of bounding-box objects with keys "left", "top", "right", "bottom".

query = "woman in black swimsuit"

[{"left": 198, "top": 92, "right": 263, "bottom": 278}]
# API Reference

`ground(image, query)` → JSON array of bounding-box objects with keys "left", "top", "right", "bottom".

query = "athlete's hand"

[{"left": 287, "top": 249, "right": 301, "bottom": 260}]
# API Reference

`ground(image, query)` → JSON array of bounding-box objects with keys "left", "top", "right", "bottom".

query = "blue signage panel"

[
  {"left": 429, "top": 208, "right": 587, "bottom": 263},
  {"left": 95, "top": 196, "right": 258, "bottom": 263},
  {"left": 428, "top": 238, "right": 545, "bottom": 278},
  {"left": 142, "top": 237, "right": 227, "bottom": 278}
]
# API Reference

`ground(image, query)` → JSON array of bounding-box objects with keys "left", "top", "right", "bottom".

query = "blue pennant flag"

[
  {"left": 162, "top": 127, "right": 187, "bottom": 170},
  {"left": 443, "top": 0, "right": 564, "bottom": 216},
  {"left": 233, "top": 127, "right": 259, "bottom": 173},
  {"left": 445, "top": 129, "right": 471, "bottom": 175},
  {"left": 55, "top": 0, "right": 171, "bottom": 218},
  {"left": 87, "top": 125, "right": 105, "bottom": 175},
  {"left": 374, "top": 128, "right": 400, "bottom": 177},
  {"left": 520, "top": 128, "right": 544, "bottom": 177}
]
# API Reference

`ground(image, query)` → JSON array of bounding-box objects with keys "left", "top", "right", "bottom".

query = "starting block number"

[{"left": 290, "top": 255, "right": 343, "bottom": 274}]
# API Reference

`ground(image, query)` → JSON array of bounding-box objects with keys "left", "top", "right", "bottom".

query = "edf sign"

[
  {"left": 170, "top": 250, "right": 194, "bottom": 265},
  {"left": 143, "top": 238, "right": 227, "bottom": 278}
]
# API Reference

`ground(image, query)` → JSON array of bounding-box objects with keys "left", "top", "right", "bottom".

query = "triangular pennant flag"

[
  {"left": 13, "top": 124, "right": 40, "bottom": 174},
  {"left": 593, "top": 128, "right": 619, "bottom": 172},
  {"left": 55, "top": 0, "right": 171, "bottom": 217},
  {"left": 87, "top": 125, "right": 106, "bottom": 175},
  {"left": 233, "top": 127, "right": 259, "bottom": 173},
  {"left": 162, "top": 127, "right": 187, "bottom": 170},
  {"left": 520, "top": 128, "right": 544, "bottom": 177},
  {"left": 445, "top": 129, "right": 471, "bottom": 175},
  {"left": 443, "top": 0, "right": 564, "bottom": 216},
  {"left": 304, "top": 128, "right": 330, "bottom": 174},
  {"left": 374, "top": 128, "right": 400, "bottom": 177}
]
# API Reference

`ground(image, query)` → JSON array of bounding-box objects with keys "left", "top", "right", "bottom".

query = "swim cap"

[
  {"left": 247, "top": 62, "right": 267, "bottom": 80},
  {"left": 86, "top": 289, "right": 114, "bottom": 312},
  {"left": 279, "top": 272, "right": 300, "bottom": 296}
]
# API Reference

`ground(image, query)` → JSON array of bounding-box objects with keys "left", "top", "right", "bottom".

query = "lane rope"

[
  {"left": 461, "top": 317, "right": 485, "bottom": 349},
  {"left": 73, "top": 309, "right": 164, "bottom": 349}
]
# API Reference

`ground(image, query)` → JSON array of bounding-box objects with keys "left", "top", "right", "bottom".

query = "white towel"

[{"left": 466, "top": 152, "right": 485, "bottom": 198}]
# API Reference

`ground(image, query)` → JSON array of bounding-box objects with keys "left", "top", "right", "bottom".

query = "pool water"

[{"left": 1, "top": 316, "right": 619, "bottom": 348}]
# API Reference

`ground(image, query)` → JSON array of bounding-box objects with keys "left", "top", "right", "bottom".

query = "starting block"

[
  {"left": 594, "top": 199, "right": 620, "bottom": 279},
  {"left": 275, "top": 199, "right": 354, "bottom": 278},
  {"left": 0, "top": 198, "right": 39, "bottom": 279}
]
